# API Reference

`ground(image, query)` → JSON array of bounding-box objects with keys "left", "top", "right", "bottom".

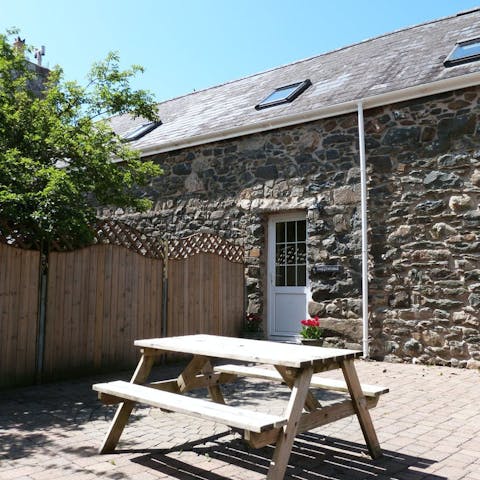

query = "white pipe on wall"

[{"left": 357, "top": 102, "right": 369, "bottom": 359}]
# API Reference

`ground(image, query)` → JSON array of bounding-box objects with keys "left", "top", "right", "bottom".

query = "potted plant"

[
  {"left": 242, "top": 313, "right": 264, "bottom": 340},
  {"left": 299, "top": 316, "right": 324, "bottom": 346}
]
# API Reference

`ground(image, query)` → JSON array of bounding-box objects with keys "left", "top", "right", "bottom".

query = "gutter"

[
  {"left": 139, "top": 71, "right": 480, "bottom": 157},
  {"left": 357, "top": 102, "right": 369, "bottom": 359}
]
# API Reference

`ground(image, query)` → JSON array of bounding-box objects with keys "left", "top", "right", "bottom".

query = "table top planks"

[{"left": 134, "top": 334, "right": 361, "bottom": 368}]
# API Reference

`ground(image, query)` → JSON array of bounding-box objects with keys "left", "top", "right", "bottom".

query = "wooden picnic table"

[{"left": 93, "top": 334, "right": 388, "bottom": 479}]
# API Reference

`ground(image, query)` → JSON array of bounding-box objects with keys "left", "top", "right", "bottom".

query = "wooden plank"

[
  {"left": 0, "top": 245, "right": 29, "bottom": 386},
  {"left": 276, "top": 365, "right": 321, "bottom": 412},
  {"left": 136, "top": 251, "right": 146, "bottom": 361},
  {"left": 94, "top": 380, "right": 287, "bottom": 433},
  {"left": 49, "top": 252, "right": 65, "bottom": 376},
  {"left": 4, "top": 247, "right": 20, "bottom": 385},
  {"left": 102, "top": 372, "right": 237, "bottom": 402},
  {"left": 102, "top": 245, "right": 113, "bottom": 367},
  {"left": 4, "top": 246, "right": 14, "bottom": 384},
  {"left": 86, "top": 246, "right": 98, "bottom": 368},
  {"left": 214, "top": 364, "right": 389, "bottom": 397},
  {"left": 150, "top": 372, "right": 236, "bottom": 393},
  {"left": 267, "top": 366, "right": 313, "bottom": 479},
  {"left": 153, "top": 258, "right": 163, "bottom": 338},
  {"left": 110, "top": 245, "right": 120, "bottom": 367},
  {"left": 341, "top": 359, "right": 382, "bottom": 459},
  {"left": 71, "top": 249, "right": 82, "bottom": 370},
  {"left": 0, "top": 246, "right": 6, "bottom": 386},
  {"left": 94, "top": 245, "right": 106, "bottom": 369},
  {"left": 99, "top": 352, "right": 155, "bottom": 453},
  {"left": 15, "top": 250, "right": 31, "bottom": 381},
  {"left": 22, "top": 250, "right": 39, "bottom": 383},
  {"left": 143, "top": 254, "right": 153, "bottom": 349},
  {"left": 63, "top": 251, "right": 75, "bottom": 371},
  {"left": 135, "top": 335, "right": 362, "bottom": 368},
  {"left": 115, "top": 246, "right": 126, "bottom": 367},
  {"left": 43, "top": 252, "right": 54, "bottom": 377},
  {"left": 245, "top": 396, "right": 380, "bottom": 449},
  {"left": 201, "top": 359, "right": 225, "bottom": 404},
  {"left": 233, "top": 262, "right": 244, "bottom": 336},
  {"left": 123, "top": 249, "right": 135, "bottom": 364},
  {"left": 177, "top": 355, "right": 209, "bottom": 392}
]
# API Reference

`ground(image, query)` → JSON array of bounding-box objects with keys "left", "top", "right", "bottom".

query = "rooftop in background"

[{"left": 109, "top": 8, "right": 480, "bottom": 157}]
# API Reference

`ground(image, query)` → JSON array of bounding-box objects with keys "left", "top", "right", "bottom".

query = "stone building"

[{"left": 104, "top": 9, "right": 480, "bottom": 367}]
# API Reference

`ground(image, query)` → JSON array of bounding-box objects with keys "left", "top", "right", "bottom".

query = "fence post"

[{"left": 36, "top": 246, "right": 48, "bottom": 384}]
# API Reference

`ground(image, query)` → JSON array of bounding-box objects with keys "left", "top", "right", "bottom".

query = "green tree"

[{"left": 0, "top": 31, "right": 162, "bottom": 249}]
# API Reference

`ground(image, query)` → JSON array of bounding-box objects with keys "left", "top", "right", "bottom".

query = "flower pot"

[{"left": 300, "top": 338, "right": 324, "bottom": 347}]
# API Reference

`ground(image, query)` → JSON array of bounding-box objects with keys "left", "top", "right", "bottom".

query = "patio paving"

[{"left": 1, "top": 360, "right": 479, "bottom": 480}]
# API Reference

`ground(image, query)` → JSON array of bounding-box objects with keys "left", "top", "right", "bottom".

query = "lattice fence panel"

[
  {"left": 168, "top": 232, "right": 244, "bottom": 263},
  {"left": 92, "top": 220, "right": 166, "bottom": 260},
  {"left": 0, "top": 220, "right": 42, "bottom": 250}
]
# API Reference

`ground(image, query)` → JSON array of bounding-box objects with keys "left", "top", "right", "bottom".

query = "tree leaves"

[{"left": 0, "top": 32, "right": 162, "bottom": 249}]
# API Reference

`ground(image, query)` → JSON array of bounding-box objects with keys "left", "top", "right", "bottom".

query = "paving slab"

[{"left": 1, "top": 360, "right": 479, "bottom": 479}]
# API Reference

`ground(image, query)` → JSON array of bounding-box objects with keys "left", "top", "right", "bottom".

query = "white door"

[{"left": 267, "top": 213, "right": 308, "bottom": 340}]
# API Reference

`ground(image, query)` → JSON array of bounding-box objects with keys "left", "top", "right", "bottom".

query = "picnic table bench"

[{"left": 93, "top": 334, "right": 388, "bottom": 479}]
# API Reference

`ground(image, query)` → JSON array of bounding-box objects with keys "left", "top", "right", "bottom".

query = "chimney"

[
  {"left": 34, "top": 46, "right": 45, "bottom": 66},
  {"left": 13, "top": 36, "right": 26, "bottom": 53}
]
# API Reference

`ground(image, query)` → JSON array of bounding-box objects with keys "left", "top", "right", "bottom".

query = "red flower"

[{"left": 299, "top": 316, "right": 323, "bottom": 340}]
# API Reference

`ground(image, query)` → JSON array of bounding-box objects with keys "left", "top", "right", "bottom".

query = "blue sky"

[{"left": 1, "top": 0, "right": 479, "bottom": 102}]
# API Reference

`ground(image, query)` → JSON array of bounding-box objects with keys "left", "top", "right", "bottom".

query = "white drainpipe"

[{"left": 357, "top": 102, "right": 369, "bottom": 359}]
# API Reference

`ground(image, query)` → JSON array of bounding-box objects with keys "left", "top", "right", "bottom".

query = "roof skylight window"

[
  {"left": 122, "top": 121, "right": 162, "bottom": 141},
  {"left": 255, "top": 79, "right": 311, "bottom": 110},
  {"left": 444, "top": 38, "right": 480, "bottom": 67}
]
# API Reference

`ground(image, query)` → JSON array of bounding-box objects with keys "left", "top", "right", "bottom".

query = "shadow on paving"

[
  {"left": 0, "top": 363, "right": 187, "bottom": 462},
  {"left": 130, "top": 431, "right": 447, "bottom": 480}
]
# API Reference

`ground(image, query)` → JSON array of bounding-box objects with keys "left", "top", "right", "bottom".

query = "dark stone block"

[
  {"left": 423, "top": 170, "right": 463, "bottom": 189},
  {"left": 369, "top": 155, "right": 392, "bottom": 173},
  {"left": 255, "top": 165, "right": 278, "bottom": 180},
  {"left": 421, "top": 126, "right": 436, "bottom": 142},
  {"left": 295, "top": 153, "right": 313, "bottom": 164},
  {"left": 415, "top": 200, "right": 445, "bottom": 213},
  {"left": 311, "top": 283, "right": 335, "bottom": 302},
  {"left": 326, "top": 149, "right": 340, "bottom": 160},
  {"left": 437, "top": 114, "right": 476, "bottom": 151},
  {"left": 331, "top": 280, "right": 360, "bottom": 297},
  {"left": 463, "top": 210, "right": 480, "bottom": 221},
  {"left": 468, "top": 293, "right": 480, "bottom": 308},
  {"left": 172, "top": 162, "right": 192, "bottom": 175},
  {"left": 323, "top": 134, "right": 355, "bottom": 146},
  {"left": 465, "top": 269, "right": 480, "bottom": 281},
  {"left": 397, "top": 152, "right": 419, "bottom": 164},
  {"left": 383, "top": 126, "right": 421, "bottom": 146},
  {"left": 365, "top": 137, "right": 381, "bottom": 149}
]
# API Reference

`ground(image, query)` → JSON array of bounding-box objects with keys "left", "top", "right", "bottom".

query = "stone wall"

[
  {"left": 103, "top": 85, "right": 480, "bottom": 367},
  {"left": 365, "top": 88, "right": 480, "bottom": 368}
]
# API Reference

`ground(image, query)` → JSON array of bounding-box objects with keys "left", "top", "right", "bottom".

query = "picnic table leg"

[
  {"left": 275, "top": 365, "right": 321, "bottom": 412},
  {"left": 341, "top": 359, "right": 382, "bottom": 459},
  {"left": 267, "top": 366, "right": 313, "bottom": 480},
  {"left": 177, "top": 355, "right": 226, "bottom": 404},
  {"left": 202, "top": 359, "right": 226, "bottom": 404},
  {"left": 99, "top": 352, "right": 156, "bottom": 453}
]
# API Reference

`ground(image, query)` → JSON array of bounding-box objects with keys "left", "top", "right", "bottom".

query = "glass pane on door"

[{"left": 275, "top": 219, "right": 306, "bottom": 287}]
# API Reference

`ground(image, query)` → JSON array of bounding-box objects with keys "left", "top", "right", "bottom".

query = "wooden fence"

[
  {"left": 0, "top": 244, "right": 40, "bottom": 387},
  {"left": 0, "top": 226, "right": 245, "bottom": 387},
  {"left": 166, "top": 233, "right": 244, "bottom": 338},
  {"left": 43, "top": 245, "right": 165, "bottom": 378}
]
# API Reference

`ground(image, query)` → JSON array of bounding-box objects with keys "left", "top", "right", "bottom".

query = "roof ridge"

[{"left": 150, "top": 8, "right": 480, "bottom": 106}]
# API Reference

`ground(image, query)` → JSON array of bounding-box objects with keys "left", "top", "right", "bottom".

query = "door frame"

[{"left": 267, "top": 211, "right": 310, "bottom": 340}]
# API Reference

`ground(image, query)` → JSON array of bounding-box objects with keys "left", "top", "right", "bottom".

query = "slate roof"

[{"left": 109, "top": 8, "right": 480, "bottom": 156}]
